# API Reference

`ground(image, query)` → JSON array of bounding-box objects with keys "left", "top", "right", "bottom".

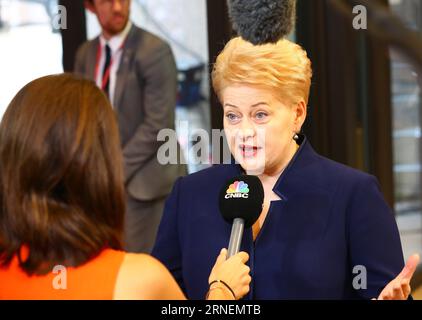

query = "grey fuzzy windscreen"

[{"left": 227, "top": 0, "right": 297, "bottom": 45}]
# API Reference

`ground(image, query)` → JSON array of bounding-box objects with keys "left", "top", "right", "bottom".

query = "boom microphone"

[
  {"left": 219, "top": 175, "right": 264, "bottom": 258},
  {"left": 227, "top": 0, "right": 297, "bottom": 45}
]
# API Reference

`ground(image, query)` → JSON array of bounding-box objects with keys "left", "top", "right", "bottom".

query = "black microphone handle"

[{"left": 227, "top": 217, "right": 245, "bottom": 259}]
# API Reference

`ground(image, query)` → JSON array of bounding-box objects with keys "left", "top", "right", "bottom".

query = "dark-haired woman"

[{"left": 0, "top": 74, "right": 250, "bottom": 300}]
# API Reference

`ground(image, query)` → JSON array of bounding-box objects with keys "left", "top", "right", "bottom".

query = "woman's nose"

[{"left": 238, "top": 119, "right": 256, "bottom": 141}]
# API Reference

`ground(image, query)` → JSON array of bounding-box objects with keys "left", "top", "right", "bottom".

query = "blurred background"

[{"left": 0, "top": 0, "right": 422, "bottom": 296}]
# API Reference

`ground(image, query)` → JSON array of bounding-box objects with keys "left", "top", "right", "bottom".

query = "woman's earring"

[{"left": 293, "top": 133, "right": 299, "bottom": 141}]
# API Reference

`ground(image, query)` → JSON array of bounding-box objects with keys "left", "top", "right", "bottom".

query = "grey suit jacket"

[{"left": 74, "top": 24, "right": 186, "bottom": 201}]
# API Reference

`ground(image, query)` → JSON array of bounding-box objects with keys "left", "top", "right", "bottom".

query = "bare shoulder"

[{"left": 113, "top": 253, "right": 185, "bottom": 300}]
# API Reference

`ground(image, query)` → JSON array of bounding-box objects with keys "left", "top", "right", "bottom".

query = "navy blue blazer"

[{"left": 152, "top": 138, "right": 405, "bottom": 299}]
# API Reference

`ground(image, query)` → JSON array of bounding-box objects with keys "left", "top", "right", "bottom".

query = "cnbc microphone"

[{"left": 219, "top": 175, "right": 264, "bottom": 258}]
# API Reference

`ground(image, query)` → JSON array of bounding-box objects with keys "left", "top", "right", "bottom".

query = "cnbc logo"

[{"left": 225, "top": 181, "right": 250, "bottom": 199}]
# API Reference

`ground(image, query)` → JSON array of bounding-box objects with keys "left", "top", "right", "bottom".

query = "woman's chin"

[
  {"left": 238, "top": 159, "right": 266, "bottom": 175},
  {"left": 230, "top": 148, "right": 266, "bottom": 175}
]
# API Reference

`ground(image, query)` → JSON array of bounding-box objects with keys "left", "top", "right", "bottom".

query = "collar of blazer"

[
  {"left": 86, "top": 24, "right": 138, "bottom": 108},
  {"left": 112, "top": 24, "right": 137, "bottom": 108},
  {"left": 232, "top": 135, "right": 327, "bottom": 202}
]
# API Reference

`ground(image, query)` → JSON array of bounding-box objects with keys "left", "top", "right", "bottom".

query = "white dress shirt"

[{"left": 96, "top": 21, "right": 132, "bottom": 106}]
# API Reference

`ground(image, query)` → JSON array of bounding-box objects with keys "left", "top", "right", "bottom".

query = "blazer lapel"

[
  {"left": 87, "top": 38, "right": 99, "bottom": 81},
  {"left": 272, "top": 137, "right": 321, "bottom": 200},
  {"left": 113, "top": 48, "right": 134, "bottom": 109},
  {"left": 113, "top": 26, "right": 137, "bottom": 109}
]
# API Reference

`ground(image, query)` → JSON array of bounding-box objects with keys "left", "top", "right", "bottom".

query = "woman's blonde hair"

[{"left": 212, "top": 37, "right": 312, "bottom": 106}]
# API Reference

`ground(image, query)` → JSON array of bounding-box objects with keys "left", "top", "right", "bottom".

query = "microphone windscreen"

[
  {"left": 219, "top": 175, "right": 264, "bottom": 228},
  {"left": 227, "top": 0, "right": 296, "bottom": 45}
]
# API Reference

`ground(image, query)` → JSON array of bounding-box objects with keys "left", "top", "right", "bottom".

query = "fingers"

[
  {"left": 234, "top": 251, "right": 249, "bottom": 264},
  {"left": 379, "top": 293, "right": 392, "bottom": 300},
  {"left": 236, "top": 274, "right": 252, "bottom": 299},
  {"left": 237, "top": 283, "right": 250, "bottom": 299},
  {"left": 379, "top": 281, "right": 410, "bottom": 300},
  {"left": 209, "top": 249, "right": 251, "bottom": 300},
  {"left": 376, "top": 254, "right": 419, "bottom": 301},
  {"left": 399, "top": 254, "right": 420, "bottom": 282},
  {"left": 215, "top": 248, "right": 228, "bottom": 265},
  {"left": 243, "top": 265, "right": 251, "bottom": 279},
  {"left": 245, "top": 274, "right": 252, "bottom": 286},
  {"left": 229, "top": 253, "right": 251, "bottom": 299},
  {"left": 233, "top": 259, "right": 250, "bottom": 280},
  {"left": 392, "top": 283, "right": 405, "bottom": 300},
  {"left": 401, "top": 279, "right": 411, "bottom": 298}
]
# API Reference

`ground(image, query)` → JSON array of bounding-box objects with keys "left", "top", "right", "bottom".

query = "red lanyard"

[{"left": 95, "top": 40, "right": 126, "bottom": 90}]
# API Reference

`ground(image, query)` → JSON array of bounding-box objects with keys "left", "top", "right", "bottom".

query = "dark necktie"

[{"left": 102, "top": 44, "right": 112, "bottom": 98}]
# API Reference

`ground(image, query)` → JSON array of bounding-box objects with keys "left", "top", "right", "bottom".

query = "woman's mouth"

[{"left": 239, "top": 144, "right": 262, "bottom": 158}]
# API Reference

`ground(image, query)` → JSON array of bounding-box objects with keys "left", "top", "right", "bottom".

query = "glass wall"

[
  {"left": 389, "top": 0, "right": 422, "bottom": 259},
  {"left": 0, "top": 0, "right": 63, "bottom": 117},
  {"left": 86, "top": 0, "right": 211, "bottom": 173}
]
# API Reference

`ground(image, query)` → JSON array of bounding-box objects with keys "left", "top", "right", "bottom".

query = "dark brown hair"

[{"left": 0, "top": 74, "right": 125, "bottom": 275}]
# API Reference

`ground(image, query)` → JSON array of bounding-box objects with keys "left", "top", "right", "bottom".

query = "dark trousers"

[{"left": 123, "top": 195, "right": 166, "bottom": 253}]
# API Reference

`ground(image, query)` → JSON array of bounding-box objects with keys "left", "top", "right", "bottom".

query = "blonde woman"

[{"left": 153, "top": 37, "right": 419, "bottom": 300}]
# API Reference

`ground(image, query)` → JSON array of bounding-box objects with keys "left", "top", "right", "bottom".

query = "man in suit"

[{"left": 74, "top": 0, "right": 186, "bottom": 253}]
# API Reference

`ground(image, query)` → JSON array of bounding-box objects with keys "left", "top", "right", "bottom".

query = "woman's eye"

[
  {"left": 255, "top": 112, "right": 268, "bottom": 120},
  {"left": 226, "top": 113, "right": 239, "bottom": 122}
]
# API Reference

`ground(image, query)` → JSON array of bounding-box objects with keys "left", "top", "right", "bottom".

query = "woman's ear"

[{"left": 294, "top": 100, "right": 307, "bottom": 131}]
